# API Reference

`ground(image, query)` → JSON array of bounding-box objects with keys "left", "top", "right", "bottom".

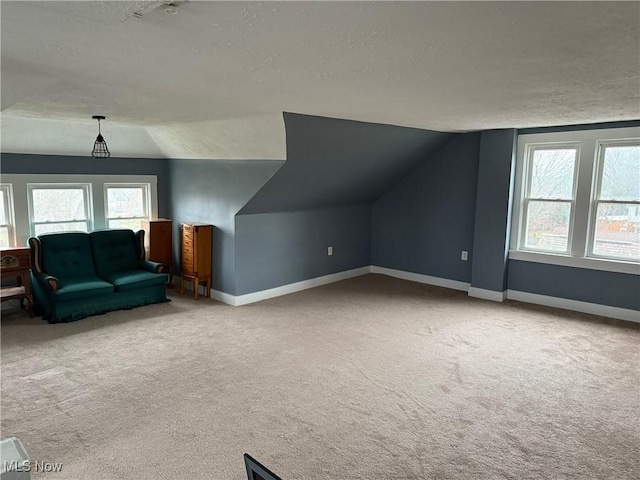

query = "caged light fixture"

[{"left": 91, "top": 115, "right": 110, "bottom": 158}]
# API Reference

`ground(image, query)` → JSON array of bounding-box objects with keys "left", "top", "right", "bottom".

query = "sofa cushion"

[
  {"left": 51, "top": 276, "right": 114, "bottom": 302},
  {"left": 101, "top": 270, "right": 168, "bottom": 292},
  {"left": 89, "top": 230, "right": 140, "bottom": 277},
  {"left": 38, "top": 233, "right": 97, "bottom": 279}
]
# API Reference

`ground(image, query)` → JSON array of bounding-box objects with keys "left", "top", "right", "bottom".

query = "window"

[
  {"left": 512, "top": 127, "right": 640, "bottom": 273},
  {"left": 28, "top": 184, "right": 92, "bottom": 236},
  {"left": 1, "top": 174, "right": 158, "bottom": 246},
  {"left": 590, "top": 142, "right": 640, "bottom": 261},
  {"left": 0, "top": 184, "right": 16, "bottom": 247},
  {"left": 521, "top": 145, "right": 578, "bottom": 253},
  {"left": 105, "top": 184, "right": 150, "bottom": 231}
]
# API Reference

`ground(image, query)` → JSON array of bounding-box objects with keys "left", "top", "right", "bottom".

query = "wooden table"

[{"left": 1, "top": 247, "right": 33, "bottom": 318}]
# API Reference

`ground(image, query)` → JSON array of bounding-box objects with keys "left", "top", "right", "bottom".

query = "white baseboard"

[
  {"left": 231, "top": 266, "right": 372, "bottom": 306},
  {"left": 210, "top": 289, "right": 238, "bottom": 306},
  {"left": 370, "top": 265, "right": 470, "bottom": 292},
  {"left": 174, "top": 266, "right": 639, "bottom": 322},
  {"left": 191, "top": 266, "right": 372, "bottom": 307},
  {"left": 468, "top": 287, "right": 507, "bottom": 302},
  {"left": 506, "top": 290, "right": 640, "bottom": 323}
]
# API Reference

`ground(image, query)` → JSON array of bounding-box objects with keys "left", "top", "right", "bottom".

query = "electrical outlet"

[
  {"left": 328, "top": 246, "right": 333, "bottom": 256},
  {"left": 461, "top": 250, "right": 468, "bottom": 261}
]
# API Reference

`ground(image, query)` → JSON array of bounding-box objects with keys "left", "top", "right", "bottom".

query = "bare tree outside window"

[
  {"left": 592, "top": 145, "right": 640, "bottom": 260},
  {"left": 523, "top": 148, "right": 576, "bottom": 252},
  {"left": 105, "top": 185, "right": 149, "bottom": 231},
  {"left": 29, "top": 186, "right": 90, "bottom": 236}
]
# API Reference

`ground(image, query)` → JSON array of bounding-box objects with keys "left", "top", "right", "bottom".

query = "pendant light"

[{"left": 91, "top": 115, "right": 110, "bottom": 158}]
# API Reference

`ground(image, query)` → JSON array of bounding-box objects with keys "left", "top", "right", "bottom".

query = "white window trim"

[
  {"left": 518, "top": 142, "right": 581, "bottom": 255},
  {"left": 1, "top": 174, "right": 158, "bottom": 247},
  {"left": 510, "top": 127, "right": 640, "bottom": 276},
  {"left": 587, "top": 139, "right": 640, "bottom": 262},
  {"left": 104, "top": 183, "right": 151, "bottom": 230},
  {"left": 0, "top": 183, "right": 16, "bottom": 247},
  {"left": 27, "top": 182, "right": 93, "bottom": 237}
]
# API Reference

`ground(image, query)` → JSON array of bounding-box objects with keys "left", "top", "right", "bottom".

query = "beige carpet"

[{"left": 1, "top": 274, "right": 639, "bottom": 480}]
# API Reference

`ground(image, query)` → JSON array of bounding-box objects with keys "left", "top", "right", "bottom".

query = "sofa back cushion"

[
  {"left": 37, "top": 232, "right": 97, "bottom": 279},
  {"left": 89, "top": 229, "right": 141, "bottom": 277}
]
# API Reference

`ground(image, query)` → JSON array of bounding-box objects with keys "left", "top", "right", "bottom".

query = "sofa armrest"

[
  {"left": 32, "top": 271, "right": 60, "bottom": 293},
  {"left": 139, "top": 260, "right": 165, "bottom": 274}
]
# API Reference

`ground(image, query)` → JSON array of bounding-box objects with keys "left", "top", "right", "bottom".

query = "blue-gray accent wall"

[
  {"left": 234, "top": 112, "right": 458, "bottom": 296},
  {"left": 1, "top": 153, "right": 171, "bottom": 217},
  {"left": 371, "top": 133, "right": 480, "bottom": 283},
  {"left": 3, "top": 121, "right": 638, "bottom": 314},
  {"left": 504, "top": 121, "right": 639, "bottom": 310},
  {"left": 239, "top": 113, "right": 454, "bottom": 214},
  {"left": 235, "top": 204, "right": 371, "bottom": 295},
  {"left": 508, "top": 261, "right": 640, "bottom": 311},
  {"left": 168, "top": 159, "right": 283, "bottom": 295},
  {"left": 470, "top": 129, "right": 517, "bottom": 292}
]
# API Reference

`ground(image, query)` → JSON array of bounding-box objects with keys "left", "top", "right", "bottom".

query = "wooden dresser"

[
  {"left": 180, "top": 223, "right": 212, "bottom": 300},
  {"left": 141, "top": 218, "right": 173, "bottom": 283},
  {"left": 0, "top": 247, "right": 33, "bottom": 317}
]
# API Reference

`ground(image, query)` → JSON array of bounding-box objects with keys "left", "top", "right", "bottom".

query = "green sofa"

[{"left": 29, "top": 229, "right": 169, "bottom": 323}]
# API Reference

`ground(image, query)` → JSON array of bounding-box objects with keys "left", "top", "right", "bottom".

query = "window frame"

[
  {"left": 0, "top": 184, "right": 16, "bottom": 247},
  {"left": 519, "top": 142, "right": 581, "bottom": 255},
  {"left": 510, "top": 127, "right": 640, "bottom": 275},
  {"left": 0, "top": 174, "right": 158, "bottom": 246},
  {"left": 104, "top": 182, "right": 151, "bottom": 231},
  {"left": 27, "top": 183, "right": 93, "bottom": 237},
  {"left": 587, "top": 139, "right": 640, "bottom": 262}
]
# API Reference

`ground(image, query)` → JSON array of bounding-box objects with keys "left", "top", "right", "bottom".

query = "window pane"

[
  {"left": 108, "top": 219, "right": 142, "bottom": 231},
  {"left": 0, "top": 226, "right": 9, "bottom": 248},
  {"left": 0, "top": 192, "right": 6, "bottom": 224},
  {"left": 32, "top": 189, "right": 87, "bottom": 222},
  {"left": 600, "top": 145, "right": 640, "bottom": 201},
  {"left": 524, "top": 201, "right": 571, "bottom": 252},
  {"left": 34, "top": 221, "right": 88, "bottom": 236},
  {"left": 107, "top": 188, "right": 145, "bottom": 218},
  {"left": 592, "top": 203, "right": 640, "bottom": 260},
  {"left": 529, "top": 149, "right": 576, "bottom": 199}
]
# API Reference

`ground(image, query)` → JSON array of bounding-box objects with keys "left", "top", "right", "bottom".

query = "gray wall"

[
  {"left": 470, "top": 129, "right": 517, "bottom": 292},
  {"left": 508, "top": 261, "right": 640, "bottom": 310},
  {"left": 0, "top": 153, "right": 171, "bottom": 216},
  {"left": 240, "top": 113, "right": 453, "bottom": 214},
  {"left": 371, "top": 133, "right": 480, "bottom": 283},
  {"left": 235, "top": 204, "right": 371, "bottom": 295},
  {"left": 504, "top": 120, "right": 640, "bottom": 310},
  {"left": 234, "top": 113, "right": 454, "bottom": 295},
  {"left": 168, "top": 159, "right": 283, "bottom": 295},
  {"left": 370, "top": 123, "right": 639, "bottom": 312},
  {"left": 6, "top": 122, "right": 636, "bottom": 312}
]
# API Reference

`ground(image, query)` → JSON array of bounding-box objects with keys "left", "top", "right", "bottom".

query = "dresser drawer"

[
  {"left": 181, "top": 255, "right": 194, "bottom": 274},
  {"left": 182, "top": 244, "right": 194, "bottom": 255},
  {"left": 182, "top": 264, "right": 195, "bottom": 276}
]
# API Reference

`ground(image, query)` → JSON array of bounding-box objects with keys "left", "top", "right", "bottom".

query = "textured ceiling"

[{"left": 1, "top": 1, "right": 639, "bottom": 159}]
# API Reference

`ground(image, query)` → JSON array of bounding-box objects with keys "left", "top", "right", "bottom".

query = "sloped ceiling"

[
  {"left": 239, "top": 113, "right": 454, "bottom": 214},
  {"left": 1, "top": 1, "right": 639, "bottom": 159}
]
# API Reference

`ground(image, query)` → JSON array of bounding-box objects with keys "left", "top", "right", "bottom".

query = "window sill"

[{"left": 508, "top": 250, "right": 640, "bottom": 275}]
